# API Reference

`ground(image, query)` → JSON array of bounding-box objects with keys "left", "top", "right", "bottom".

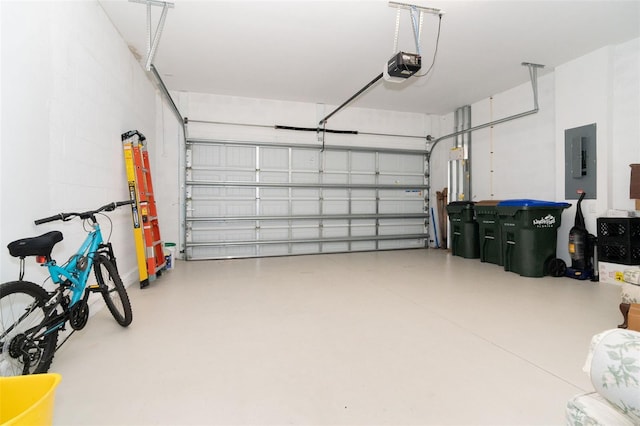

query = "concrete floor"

[{"left": 52, "top": 249, "right": 621, "bottom": 425}]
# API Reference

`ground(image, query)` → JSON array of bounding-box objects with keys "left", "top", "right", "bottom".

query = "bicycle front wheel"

[
  {"left": 94, "top": 256, "right": 133, "bottom": 327},
  {"left": 0, "top": 281, "right": 58, "bottom": 376}
]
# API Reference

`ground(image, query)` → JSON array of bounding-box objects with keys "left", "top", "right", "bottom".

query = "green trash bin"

[
  {"left": 475, "top": 200, "right": 503, "bottom": 265},
  {"left": 497, "top": 199, "right": 571, "bottom": 277},
  {"left": 446, "top": 201, "right": 480, "bottom": 259}
]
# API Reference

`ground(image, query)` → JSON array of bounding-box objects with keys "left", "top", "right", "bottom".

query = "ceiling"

[{"left": 100, "top": 0, "right": 640, "bottom": 116}]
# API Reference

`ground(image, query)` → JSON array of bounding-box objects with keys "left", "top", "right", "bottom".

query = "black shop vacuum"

[{"left": 566, "top": 191, "right": 598, "bottom": 281}]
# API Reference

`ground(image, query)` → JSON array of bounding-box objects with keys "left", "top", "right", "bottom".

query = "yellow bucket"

[{"left": 0, "top": 373, "right": 62, "bottom": 426}]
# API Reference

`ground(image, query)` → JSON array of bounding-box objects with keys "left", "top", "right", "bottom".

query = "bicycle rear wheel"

[
  {"left": 94, "top": 256, "right": 132, "bottom": 327},
  {"left": 0, "top": 281, "right": 58, "bottom": 376}
]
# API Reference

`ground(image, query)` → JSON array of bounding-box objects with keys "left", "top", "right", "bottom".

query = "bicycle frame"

[
  {"left": 44, "top": 222, "right": 102, "bottom": 305},
  {"left": 38, "top": 219, "right": 116, "bottom": 335}
]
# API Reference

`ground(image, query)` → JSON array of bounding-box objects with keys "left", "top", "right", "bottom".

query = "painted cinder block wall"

[{"left": 0, "top": 1, "right": 161, "bottom": 285}]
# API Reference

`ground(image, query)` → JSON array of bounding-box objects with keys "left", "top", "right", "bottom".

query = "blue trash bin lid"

[{"left": 497, "top": 199, "right": 571, "bottom": 208}]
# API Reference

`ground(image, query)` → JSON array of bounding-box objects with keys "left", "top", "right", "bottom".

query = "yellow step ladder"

[{"left": 122, "top": 130, "right": 165, "bottom": 288}]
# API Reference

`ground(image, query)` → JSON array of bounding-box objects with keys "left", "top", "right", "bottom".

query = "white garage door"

[{"left": 184, "top": 139, "right": 429, "bottom": 259}]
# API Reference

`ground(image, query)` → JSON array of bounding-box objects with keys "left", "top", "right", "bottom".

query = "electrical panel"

[{"left": 564, "top": 123, "right": 597, "bottom": 199}]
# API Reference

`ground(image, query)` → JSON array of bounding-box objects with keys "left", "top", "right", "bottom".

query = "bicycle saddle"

[{"left": 8, "top": 231, "right": 63, "bottom": 258}]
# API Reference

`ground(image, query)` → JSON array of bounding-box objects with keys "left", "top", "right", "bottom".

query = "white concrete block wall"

[
  {"left": 612, "top": 38, "right": 640, "bottom": 212},
  {"left": 469, "top": 73, "right": 556, "bottom": 201},
  {"left": 0, "top": 1, "right": 161, "bottom": 286},
  {"left": 554, "top": 39, "right": 640, "bottom": 263},
  {"left": 179, "top": 92, "right": 433, "bottom": 151}
]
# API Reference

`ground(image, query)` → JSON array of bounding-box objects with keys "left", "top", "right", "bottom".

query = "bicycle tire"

[
  {"left": 94, "top": 256, "right": 133, "bottom": 327},
  {"left": 0, "top": 281, "right": 58, "bottom": 376}
]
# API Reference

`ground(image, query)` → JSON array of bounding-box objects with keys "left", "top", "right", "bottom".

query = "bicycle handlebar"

[{"left": 34, "top": 200, "right": 134, "bottom": 225}]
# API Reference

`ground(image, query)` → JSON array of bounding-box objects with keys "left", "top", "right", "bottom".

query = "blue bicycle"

[{"left": 0, "top": 201, "right": 133, "bottom": 376}]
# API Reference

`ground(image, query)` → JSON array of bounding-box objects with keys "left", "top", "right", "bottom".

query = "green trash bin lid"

[
  {"left": 446, "top": 201, "right": 475, "bottom": 215},
  {"left": 446, "top": 201, "right": 475, "bottom": 211}
]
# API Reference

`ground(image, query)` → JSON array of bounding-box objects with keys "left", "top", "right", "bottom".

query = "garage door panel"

[
  {"left": 378, "top": 200, "right": 424, "bottom": 215},
  {"left": 351, "top": 220, "right": 376, "bottom": 236},
  {"left": 379, "top": 153, "right": 422, "bottom": 173},
  {"left": 324, "top": 151, "right": 348, "bottom": 170},
  {"left": 321, "top": 242, "right": 350, "bottom": 252},
  {"left": 350, "top": 173, "right": 376, "bottom": 184},
  {"left": 322, "top": 220, "right": 349, "bottom": 238},
  {"left": 379, "top": 239, "right": 424, "bottom": 250},
  {"left": 260, "top": 147, "right": 288, "bottom": 168},
  {"left": 260, "top": 187, "right": 289, "bottom": 198},
  {"left": 259, "top": 224, "right": 290, "bottom": 240},
  {"left": 291, "top": 223, "right": 321, "bottom": 239},
  {"left": 377, "top": 174, "right": 424, "bottom": 185},
  {"left": 191, "top": 199, "right": 255, "bottom": 217},
  {"left": 322, "top": 172, "right": 349, "bottom": 184},
  {"left": 192, "top": 245, "right": 257, "bottom": 259},
  {"left": 184, "top": 140, "right": 428, "bottom": 259},
  {"left": 351, "top": 152, "right": 376, "bottom": 171},
  {"left": 260, "top": 244, "right": 291, "bottom": 256},
  {"left": 191, "top": 223, "right": 255, "bottom": 243},
  {"left": 259, "top": 201, "right": 288, "bottom": 216},
  {"left": 379, "top": 219, "right": 425, "bottom": 235},
  {"left": 350, "top": 241, "right": 377, "bottom": 251},
  {"left": 225, "top": 146, "right": 256, "bottom": 168},
  {"left": 193, "top": 186, "right": 255, "bottom": 197},
  {"left": 351, "top": 201, "right": 377, "bottom": 214},
  {"left": 292, "top": 150, "right": 320, "bottom": 170},
  {"left": 291, "top": 172, "right": 321, "bottom": 184},
  {"left": 291, "top": 243, "right": 321, "bottom": 255},
  {"left": 260, "top": 171, "right": 289, "bottom": 183}
]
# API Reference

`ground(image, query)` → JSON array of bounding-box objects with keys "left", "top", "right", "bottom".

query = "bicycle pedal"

[{"left": 87, "top": 284, "right": 102, "bottom": 291}]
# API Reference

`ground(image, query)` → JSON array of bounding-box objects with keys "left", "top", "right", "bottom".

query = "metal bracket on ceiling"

[
  {"left": 389, "top": 1, "right": 444, "bottom": 54},
  {"left": 129, "top": 0, "right": 174, "bottom": 71}
]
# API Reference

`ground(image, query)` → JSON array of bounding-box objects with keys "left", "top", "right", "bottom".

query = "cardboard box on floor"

[{"left": 629, "top": 304, "right": 640, "bottom": 332}]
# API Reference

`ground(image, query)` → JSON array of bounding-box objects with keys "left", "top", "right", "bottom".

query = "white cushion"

[
  {"left": 566, "top": 392, "right": 635, "bottom": 426},
  {"left": 623, "top": 269, "right": 640, "bottom": 285},
  {"left": 621, "top": 282, "right": 640, "bottom": 303},
  {"left": 587, "top": 329, "right": 640, "bottom": 424}
]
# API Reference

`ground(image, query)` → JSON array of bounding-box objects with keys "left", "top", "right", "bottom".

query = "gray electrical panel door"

[{"left": 564, "top": 123, "right": 597, "bottom": 199}]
